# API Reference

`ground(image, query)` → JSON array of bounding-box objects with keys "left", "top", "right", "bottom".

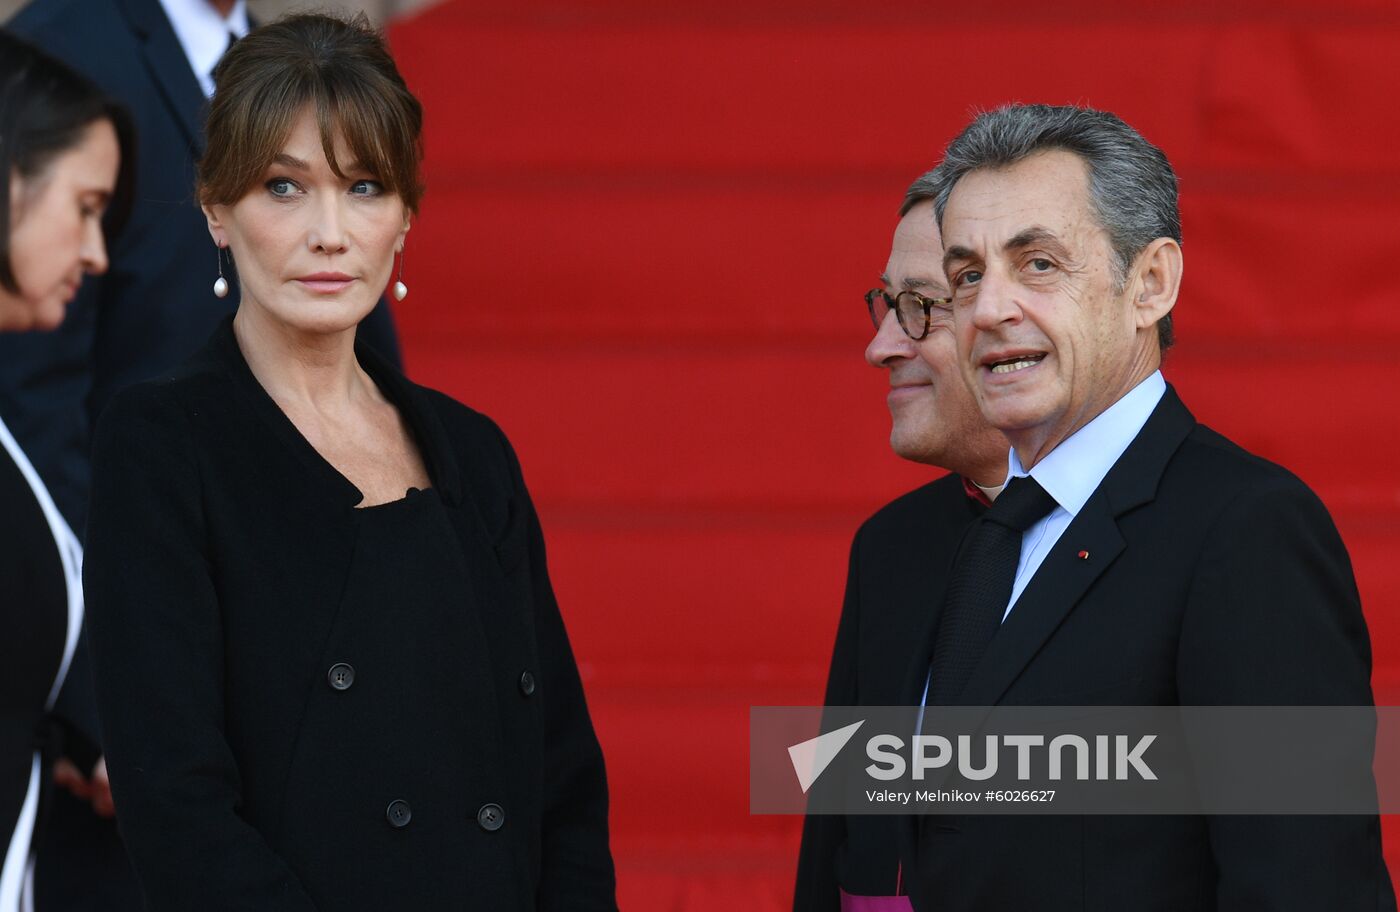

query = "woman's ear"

[{"left": 202, "top": 201, "right": 227, "bottom": 248}]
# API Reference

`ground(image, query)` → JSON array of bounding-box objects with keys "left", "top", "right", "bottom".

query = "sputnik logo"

[{"left": 787, "top": 720, "right": 865, "bottom": 793}]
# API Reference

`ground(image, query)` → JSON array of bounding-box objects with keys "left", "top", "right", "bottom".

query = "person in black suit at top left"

[
  {"left": 792, "top": 189, "right": 1008, "bottom": 910},
  {"left": 3, "top": 4, "right": 403, "bottom": 905},
  {"left": 84, "top": 14, "right": 616, "bottom": 910},
  {"left": 0, "top": 29, "right": 133, "bottom": 912}
]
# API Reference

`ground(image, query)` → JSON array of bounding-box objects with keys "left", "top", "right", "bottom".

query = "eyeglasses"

[{"left": 864, "top": 288, "right": 953, "bottom": 341}]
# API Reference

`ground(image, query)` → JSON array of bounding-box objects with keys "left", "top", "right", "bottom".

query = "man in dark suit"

[
  {"left": 896, "top": 103, "right": 1394, "bottom": 910},
  {"left": 0, "top": 1, "right": 400, "bottom": 906},
  {"left": 792, "top": 190, "right": 1008, "bottom": 909}
]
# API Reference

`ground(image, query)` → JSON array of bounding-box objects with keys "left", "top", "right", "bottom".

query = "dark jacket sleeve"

[
  {"left": 46, "top": 634, "right": 103, "bottom": 772},
  {"left": 494, "top": 426, "right": 618, "bottom": 911},
  {"left": 793, "top": 531, "right": 863, "bottom": 912},
  {"left": 1178, "top": 476, "right": 1396, "bottom": 911},
  {"left": 85, "top": 386, "right": 319, "bottom": 911}
]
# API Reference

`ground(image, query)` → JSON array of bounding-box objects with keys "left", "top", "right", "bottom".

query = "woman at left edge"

[{"left": 0, "top": 28, "right": 134, "bottom": 912}]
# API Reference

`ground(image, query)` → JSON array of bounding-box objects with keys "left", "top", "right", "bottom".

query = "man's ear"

[{"left": 1130, "top": 236, "right": 1182, "bottom": 332}]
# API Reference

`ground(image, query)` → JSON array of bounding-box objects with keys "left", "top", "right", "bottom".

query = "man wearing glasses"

[{"left": 791, "top": 184, "right": 1007, "bottom": 911}]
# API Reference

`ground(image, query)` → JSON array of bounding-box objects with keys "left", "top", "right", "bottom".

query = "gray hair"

[{"left": 902, "top": 104, "right": 1179, "bottom": 350}]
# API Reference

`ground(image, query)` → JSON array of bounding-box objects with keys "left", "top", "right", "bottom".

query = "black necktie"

[{"left": 927, "top": 475, "right": 1059, "bottom": 705}]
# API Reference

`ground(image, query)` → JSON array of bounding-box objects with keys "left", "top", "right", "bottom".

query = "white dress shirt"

[
  {"left": 1000, "top": 370, "right": 1167, "bottom": 619},
  {"left": 156, "top": 0, "right": 251, "bottom": 98}
]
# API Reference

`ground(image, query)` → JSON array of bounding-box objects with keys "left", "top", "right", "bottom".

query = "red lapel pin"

[{"left": 1077, "top": 550, "right": 1090, "bottom": 560}]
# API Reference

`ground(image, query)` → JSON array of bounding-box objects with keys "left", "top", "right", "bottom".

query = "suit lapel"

[
  {"left": 957, "top": 386, "right": 1198, "bottom": 707},
  {"left": 119, "top": 0, "right": 208, "bottom": 153},
  {"left": 957, "top": 506, "right": 1125, "bottom": 706}
]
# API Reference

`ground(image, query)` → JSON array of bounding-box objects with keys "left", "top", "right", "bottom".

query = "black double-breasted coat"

[{"left": 84, "top": 320, "right": 616, "bottom": 911}]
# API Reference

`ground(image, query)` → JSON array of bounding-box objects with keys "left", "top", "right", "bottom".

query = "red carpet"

[{"left": 388, "top": 2, "right": 1400, "bottom": 906}]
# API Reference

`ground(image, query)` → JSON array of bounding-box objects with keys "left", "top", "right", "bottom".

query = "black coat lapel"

[
  {"left": 119, "top": 0, "right": 207, "bottom": 153},
  {"left": 956, "top": 386, "right": 1198, "bottom": 708}
]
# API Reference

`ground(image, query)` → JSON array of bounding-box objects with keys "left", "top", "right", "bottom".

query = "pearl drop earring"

[
  {"left": 392, "top": 247, "right": 408, "bottom": 302},
  {"left": 213, "top": 244, "right": 229, "bottom": 299}
]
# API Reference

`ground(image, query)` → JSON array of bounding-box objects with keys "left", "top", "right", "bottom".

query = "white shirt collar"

[
  {"left": 1003, "top": 370, "right": 1167, "bottom": 517},
  {"left": 156, "top": 0, "right": 251, "bottom": 98}
]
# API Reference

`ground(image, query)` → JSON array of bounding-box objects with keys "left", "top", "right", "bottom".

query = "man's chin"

[
  {"left": 973, "top": 384, "right": 1053, "bottom": 433},
  {"left": 889, "top": 423, "right": 946, "bottom": 465}
]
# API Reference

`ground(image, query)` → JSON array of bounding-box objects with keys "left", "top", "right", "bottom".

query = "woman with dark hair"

[
  {"left": 83, "top": 13, "right": 616, "bottom": 911},
  {"left": 0, "top": 28, "right": 133, "bottom": 912}
]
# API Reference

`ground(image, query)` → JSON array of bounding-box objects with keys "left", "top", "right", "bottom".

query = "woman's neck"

[{"left": 232, "top": 304, "right": 371, "bottom": 414}]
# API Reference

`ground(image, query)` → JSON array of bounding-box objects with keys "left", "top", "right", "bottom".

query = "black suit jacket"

[
  {"left": 793, "top": 473, "right": 984, "bottom": 909},
  {"left": 898, "top": 387, "right": 1395, "bottom": 911},
  {"left": 1, "top": 0, "right": 401, "bottom": 532},
  {"left": 83, "top": 320, "right": 616, "bottom": 911}
]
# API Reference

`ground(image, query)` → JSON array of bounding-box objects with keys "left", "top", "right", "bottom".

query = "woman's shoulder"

[
  {"left": 409, "top": 384, "right": 518, "bottom": 467},
  {"left": 391, "top": 381, "right": 534, "bottom": 512},
  {"left": 354, "top": 336, "right": 512, "bottom": 458},
  {"left": 102, "top": 319, "right": 246, "bottom": 421},
  {"left": 101, "top": 368, "right": 220, "bottom": 420},
  {"left": 95, "top": 353, "right": 234, "bottom": 455},
  {"left": 412, "top": 384, "right": 499, "bottom": 435}
]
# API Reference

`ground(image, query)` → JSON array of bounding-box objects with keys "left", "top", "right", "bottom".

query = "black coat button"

[
  {"left": 518, "top": 671, "right": 536, "bottom": 697},
  {"left": 386, "top": 800, "right": 412, "bottom": 828},
  {"left": 327, "top": 663, "right": 355, "bottom": 691},
  {"left": 477, "top": 803, "right": 504, "bottom": 832}
]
